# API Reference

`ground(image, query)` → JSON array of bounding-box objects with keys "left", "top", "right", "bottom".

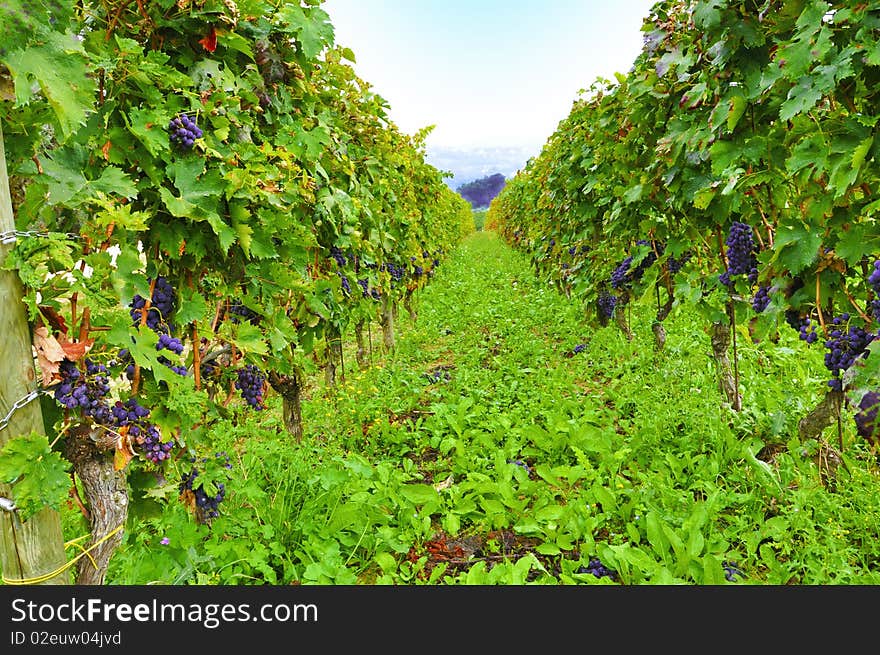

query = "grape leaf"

[
  {"left": 772, "top": 222, "right": 822, "bottom": 274},
  {"left": 276, "top": 5, "right": 335, "bottom": 59},
  {"left": 2, "top": 30, "right": 95, "bottom": 138},
  {"left": 33, "top": 326, "right": 67, "bottom": 385},
  {"left": 0, "top": 433, "right": 71, "bottom": 521},
  {"left": 833, "top": 223, "right": 880, "bottom": 265}
]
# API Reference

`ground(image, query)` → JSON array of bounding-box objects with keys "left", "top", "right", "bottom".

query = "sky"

[{"left": 320, "top": 0, "right": 658, "bottom": 185}]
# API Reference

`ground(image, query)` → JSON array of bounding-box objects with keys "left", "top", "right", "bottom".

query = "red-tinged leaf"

[
  {"left": 180, "top": 488, "right": 197, "bottom": 514},
  {"left": 199, "top": 27, "right": 217, "bottom": 53},
  {"left": 33, "top": 326, "right": 66, "bottom": 385},
  {"left": 39, "top": 305, "right": 69, "bottom": 334},
  {"left": 57, "top": 334, "right": 94, "bottom": 361},
  {"left": 101, "top": 140, "right": 112, "bottom": 161},
  {"left": 114, "top": 432, "right": 135, "bottom": 471}
]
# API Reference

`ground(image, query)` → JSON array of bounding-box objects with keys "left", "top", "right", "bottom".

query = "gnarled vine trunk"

[
  {"left": 652, "top": 292, "right": 674, "bottom": 352},
  {"left": 615, "top": 303, "right": 634, "bottom": 341},
  {"left": 710, "top": 321, "right": 742, "bottom": 411},
  {"left": 323, "top": 328, "right": 343, "bottom": 389},
  {"left": 404, "top": 290, "right": 417, "bottom": 323},
  {"left": 380, "top": 296, "right": 395, "bottom": 352},
  {"left": 268, "top": 370, "right": 303, "bottom": 441},
  {"left": 354, "top": 320, "right": 369, "bottom": 369},
  {"left": 652, "top": 321, "right": 667, "bottom": 351},
  {"left": 798, "top": 389, "right": 843, "bottom": 442},
  {"left": 63, "top": 425, "right": 128, "bottom": 585}
]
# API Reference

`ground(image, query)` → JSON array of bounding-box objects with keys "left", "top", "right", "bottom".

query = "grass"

[
  {"left": 471, "top": 208, "right": 487, "bottom": 231},
  {"left": 87, "top": 231, "right": 880, "bottom": 585}
]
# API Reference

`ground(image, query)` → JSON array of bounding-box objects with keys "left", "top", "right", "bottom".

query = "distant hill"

[
  {"left": 425, "top": 145, "right": 533, "bottom": 191},
  {"left": 456, "top": 173, "right": 506, "bottom": 209}
]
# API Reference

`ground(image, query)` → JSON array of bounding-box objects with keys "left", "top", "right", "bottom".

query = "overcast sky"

[{"left": 320, "top": 0, "right": 658, "bottom": 182}]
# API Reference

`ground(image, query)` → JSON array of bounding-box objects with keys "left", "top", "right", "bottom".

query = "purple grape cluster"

[
  {"left": 179, "top": 467, "right": 226, "bottom": 520},
  {"left": 54, "top": 360, "right": 113, "bottom": 424},
  {"left": 576, "top": 558, "right": 616, "bottom": 579},
  {"left": 383, "top": 262, "right": 405, "bottom": 282},
  {"left": 823, "top": 314, "right": 875, "bottom": 391},
  {"left": 137, "top": 424, "right": 173, "bottom": 463},
  {"left": 111, "top": 398, "right": 173, "bottom": 463},
  {"left": 339, "top": 273, "right": 352, "bottom": 297},
  {"left": 355, "top": 277, "right": 380, "bottom": 300},
  {"left": 227, "top": 300, "right": 261, "bottom": 325},
  {"left": 412, "top": 265, "right": 424, "bottom": 278},
  {"left": 235, "top": 364, "right": 266, "bottom": 410},
  {"left": 168, "top": 113, "right": 203, "bottom": 150},
  {"left": 572, "top": 343, "right": 587, "bottom": 355},
  {"left": 330, "top": 246, "right": 347, "bottom": 268},
  {"left": 854, "top": 391, "right": 879, "bottom": 442},
  {"left": 869, "top": 259, "right": 880, "bottom": 288},
  {"left": 610, "top": 256, "right": 633, "bottom": 290},
  {"left": 752, "top": 285, "right": 771, "bottom": 313},
  {"left": 129, "top": 278, "right": 188, "bottom": 376},
  {"left": 720, "top": 221, "right": 758, "bottom": 287},
  {"left": 157, "top": 333, "right": 184, "bottom": 355},
  {"left": 356, "top": 278, "right": 369, "bottom": 297},
  {"left": 630, "top": 240, "right": 658, "bottom": 280},
  {"left": 425, "top": 370, "right": 451, "bottom": 383},
  {"left": 130, "top": 277, "right": 175, "bottom": 331},
  {"left": 667, "top": 251, "right": 692, "bottom": 275},
  {"left": 869, "top": 259, "right": 880, "bottom": 324},
  {"left": 598, "top": 291, "right": 617, "bottom": 319},
  {"left": 723, "top": 561, "right": 743, "bottom": 582},
  {"left": 610, "top": 240, "right": 658, "bottom": 290},
  {"left": 200, "top": 359, "right": 219, "bottom": 380},
  {"left": 797, "top": 317, "right": 818, "bottom": 344}
]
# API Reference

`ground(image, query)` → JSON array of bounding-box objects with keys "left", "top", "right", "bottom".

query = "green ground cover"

[{"left": 89, "top": 231, "right": 880, "bottom": 585}]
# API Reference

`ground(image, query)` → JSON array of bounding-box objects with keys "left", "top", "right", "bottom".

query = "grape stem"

[
  {"left": 728, "top": 300, "right": 741, "bottom": 411},
  {"left": 192, "top": 325, "right": 202, "bottom": 390},
  {"left": 77, "top": 307, "right": 91, "bottom": 345},
  {"left": 715, "top": 225, "right": 728, "bottom": 270},
  {"left": 70, "top": 237, "right": 92, "bottom": 328},
  {"left": 842, "top": 287, "right": 873, "bottom": 324},
  {"left": 756, "top": 203, "right": 774, "bottom": 248},
  {"left": 210, "top": 300, "right": 224, "bottom": 334},
  {"left": 68, "top": 471, "right": 91, "bottom": 522},
  {"left": 815, "top": 275, "right": 826, "bottom": 334}
]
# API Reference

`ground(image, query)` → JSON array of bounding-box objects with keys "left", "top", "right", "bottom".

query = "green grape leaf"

[
  {"left": 176, "top": 287, "right": 209, "bottom": 325},
  {"left": 2, "top": 30, "right": 95, "bottom": 138},
  {"left": 276, "top": 5, "right": 334, "bottom": 59},
  {"left": 693, "top": 0, "right": 722, "bottom": 30},
  {"left": 228, "top": 321, "right": 269, "bottom": 356},
  {"left": 727, "top": 92, "right": 747, "bottom": 132},
  {"left": 91, "top": 166, "right": 138, "bottom": 199},
  {"left": 779, "top": 77, "right": 824, "bottom": 121},
  {"left": 0, "top": 433, "right": 71, "bottom": 521},
  {"left": 772, "top": 222, "right": 822, "bottom": 275},
  {"left": 833, "top": 224, "right": 880, "bottom": 266},
  {"left": 128, "top": 107, "right": 170, "bottom": 157}
]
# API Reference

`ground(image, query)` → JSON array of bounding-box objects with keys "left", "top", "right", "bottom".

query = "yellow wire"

[
  {"left": 64, "top": 538, "right": 99, "bottom": 572},
  {"left": 1, "top": 524, "right": 124, "bottom": 585}
]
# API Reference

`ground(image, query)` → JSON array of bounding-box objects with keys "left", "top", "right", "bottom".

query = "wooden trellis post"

[{"left": 0, "top": 118, "right": 70, "bottom": 585}]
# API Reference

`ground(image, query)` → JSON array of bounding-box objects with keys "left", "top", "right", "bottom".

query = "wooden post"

[{"left": 0, "top": 119, "right": 70, "bottom": 585}]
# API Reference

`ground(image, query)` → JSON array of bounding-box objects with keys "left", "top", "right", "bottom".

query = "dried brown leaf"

[
  {"left": 33, "top": 326, "right": 67, "bottom": 385},
  {"left": 57, "top": 334, "right": 94, "bottom": 361}
]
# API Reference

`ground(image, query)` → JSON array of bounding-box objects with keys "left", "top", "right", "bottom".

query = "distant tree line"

[{"left": 456, "top": 173, "right": 506, "bottom": 209}]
